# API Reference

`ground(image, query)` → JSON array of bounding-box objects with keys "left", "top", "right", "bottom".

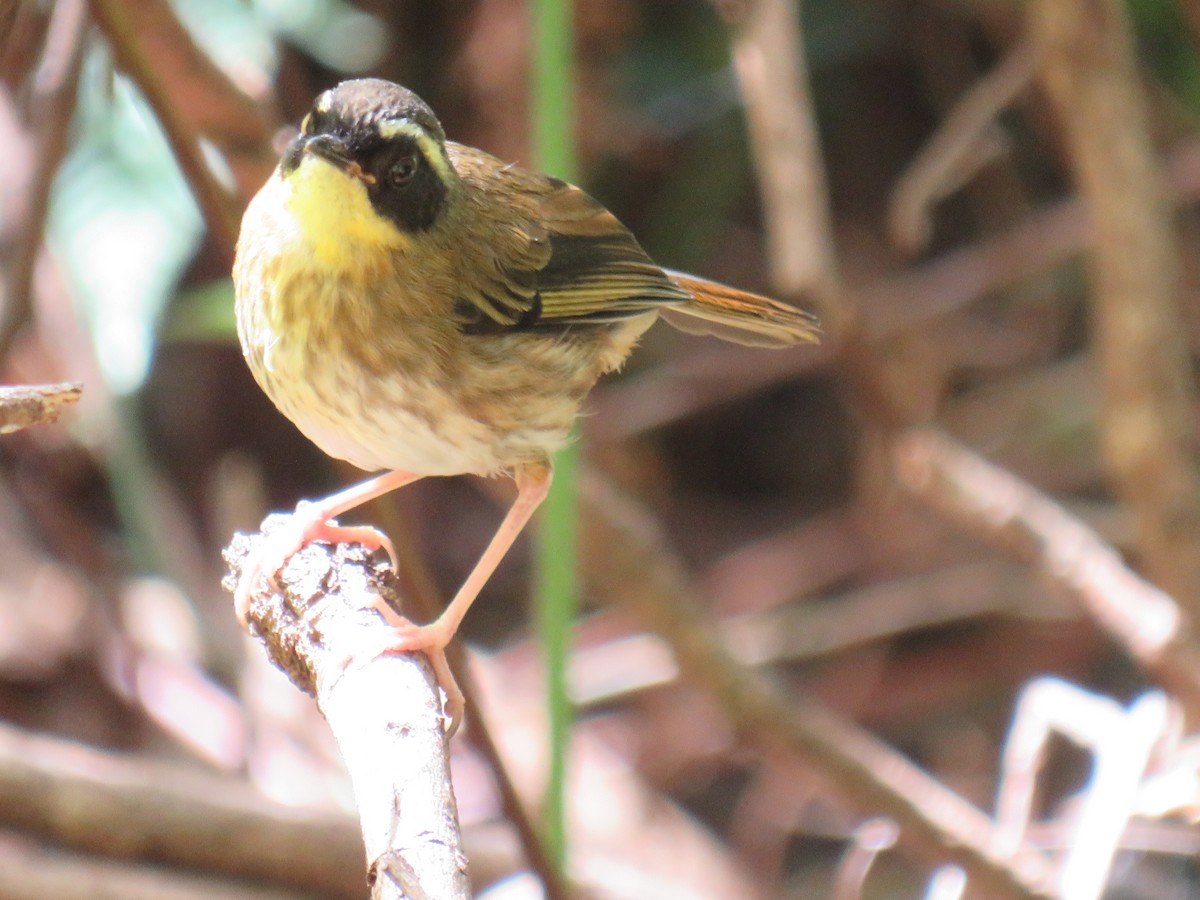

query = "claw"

[{"left": 353, "top": 599, "right": 466, "bottom": 737}]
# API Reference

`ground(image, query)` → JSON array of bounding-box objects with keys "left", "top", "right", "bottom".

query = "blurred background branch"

[
  {"left": 87, "top": 0, "right": 242, "bottom": 258},
  {"left": 1029, "top": 0, "right": 1200, "bottom": 629}
]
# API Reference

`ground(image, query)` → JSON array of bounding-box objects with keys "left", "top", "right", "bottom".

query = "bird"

[{"left": 232, "top": 78, "right": 819, "bottom": 732}]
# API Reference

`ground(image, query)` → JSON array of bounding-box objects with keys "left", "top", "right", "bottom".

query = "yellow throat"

[{"left": 275, "top": 154, "right": 408, "bottom": 272}]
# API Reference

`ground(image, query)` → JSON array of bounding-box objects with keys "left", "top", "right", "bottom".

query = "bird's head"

[{"left": 275, "top": 79, "right": 456, "bottom": 257}]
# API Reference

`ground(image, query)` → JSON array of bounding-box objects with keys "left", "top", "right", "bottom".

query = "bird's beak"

[{"left": 301, "top": 135, "right": 375, "bottom": 184}]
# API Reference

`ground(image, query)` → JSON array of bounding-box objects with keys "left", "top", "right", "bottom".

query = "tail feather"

[{"left": 661, "top": 269, "right": 820, "bottom": 349}]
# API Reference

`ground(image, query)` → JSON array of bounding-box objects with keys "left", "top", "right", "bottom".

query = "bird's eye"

[{"left": 388, "top": 152, "right": 420, "bottom": 187}]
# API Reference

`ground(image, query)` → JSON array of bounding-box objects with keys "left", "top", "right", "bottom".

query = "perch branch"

[
  {"left": 1028, "top": 0, "right": 1200, "bottom": 619},
  {"left": 894, "top": 428, "right": 1200, "bottom": 722},
  {"left": 223, "top": 517, "right": 469, "bottom": 900},
  {"left": 376, "top": 501, "right": 572, "bottom": 900}
]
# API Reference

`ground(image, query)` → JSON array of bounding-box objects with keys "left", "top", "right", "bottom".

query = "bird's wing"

[{"left": 448, "top": 143, "right": 688, "bottom": 332}]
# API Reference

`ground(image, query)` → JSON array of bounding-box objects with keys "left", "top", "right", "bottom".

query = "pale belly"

[
  {"left": 240, "top": 291, "right": 655, "bottom": 477},
  {"left": 267, "top": 357, "right": 575, "bottom": 476}
]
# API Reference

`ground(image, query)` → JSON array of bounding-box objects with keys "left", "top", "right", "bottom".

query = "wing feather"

[{"left": 448, "top": 144, "right": 688, "bottom": 332}]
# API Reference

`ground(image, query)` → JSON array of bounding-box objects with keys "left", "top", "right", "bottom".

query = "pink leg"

[
  {"left": 373, "top": 464, "right": 553, "bottom": 734},
  {"left": 234, "top": 469, "right": 423, "bottom": 624},
  {"left": 393, "top": 465, "right": 552, "bottom": 650}
]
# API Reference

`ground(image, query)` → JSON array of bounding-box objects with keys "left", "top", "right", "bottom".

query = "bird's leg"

[
  {"left": 234, "top": 468, "right": 423, "bottom": 624},
  {"left": 374, "top": 464, "right": 553, "bottom": 733},
  {"left": 392, "top": 464, "right": 552, "bottom": 650}
]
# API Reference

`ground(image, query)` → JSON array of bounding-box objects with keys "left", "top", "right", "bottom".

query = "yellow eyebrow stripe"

[{"left": 377, "top": 118, "right": 453, "bottom": 182}]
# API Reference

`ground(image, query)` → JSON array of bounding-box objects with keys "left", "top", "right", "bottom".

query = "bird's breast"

[{"left": 233, "top": 181, "right": 648, "bottom": 476}]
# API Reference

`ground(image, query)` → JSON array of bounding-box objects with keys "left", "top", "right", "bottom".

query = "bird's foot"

[
  {"left": 356, "top": 597, "right": 465, "bottom": 737},
  {"left": 234, "top": 509, "right": 397, "bottom": 626}
]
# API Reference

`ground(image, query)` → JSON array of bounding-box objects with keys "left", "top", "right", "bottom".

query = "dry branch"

[
  {"left": 0, "top": 721, "right": 364, "bottom": 897},
  {"left": 580, "top": 472, "right": 1052, "bottom": 898},
  {"left": 0, "top": 382, "right": 82, "bottom": 434},
  {"left": 224, "top": 519, "right": 469, "bottom": 900},
  {"left": 724, "top": 0, "right": 840, "bottom": 321},
  {"left": 1028, "top": 0, "right": 1200, "bottom": 619},
  {"left": 88, "top": 0, "right": 242, "bottom": 257},
  {"left": 894, "top": 428, "right": 1200, "bottom": 721},
  {"left": 0, "top": 834, "right": 305, "bottom": 900},
  {"left": 0, "top": 0, "right": 87, "bottom": 358},
  {"left": 373, "top": 499, "right": 572, "bottom": 900},
  {"left": 86, "top": 0, "right": 276, "bottom": 204},
  {"left": 889, "top": 39, "right": 1037, "bottom": 254}
]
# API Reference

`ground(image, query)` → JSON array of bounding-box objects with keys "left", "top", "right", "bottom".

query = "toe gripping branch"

[{"left": 222, "top": 513, "right": 454, "bottom": 718}]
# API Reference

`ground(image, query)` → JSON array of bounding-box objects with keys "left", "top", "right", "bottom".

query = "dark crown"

[{"left": 305, "top": 79, "right": 446, "bottom": 147}]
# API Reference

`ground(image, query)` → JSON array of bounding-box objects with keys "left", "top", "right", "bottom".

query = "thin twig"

[
  {"left": 894, "top": 428, "right": 1200, "bottom": 721},
  {"left": 994, "top": 679, "right": 1169, "bottom": 899},
  {"left": 1028, "top": 0, "right": 1200, "bottom": 620},
  {"left": 87, "top": 0, "right": 241, "bottom": 259},
  {"left": 722, "top": 0, "right": 842, "bottom": 325},
  {"left": 889, "top": 39, "right": 1037, "bottom": 254},
  {"left": 0, "top": 382, "right": 82, "bottom": 434},
  {"left": 832, "top": 819, "right": 899, "bottom": 900},
  {"left": 456, "top": 667, "right": 572, "bottom": 900},
  {"left": 580, "top": 472, "right": 1052, "bottom": 898},
  {"left": 0, "top": 0, "right": 87, "bottom": 359}
]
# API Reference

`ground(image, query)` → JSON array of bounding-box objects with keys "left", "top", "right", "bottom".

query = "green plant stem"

[{"left": 531, "top": 0, "right": 577, "bottom": 876}]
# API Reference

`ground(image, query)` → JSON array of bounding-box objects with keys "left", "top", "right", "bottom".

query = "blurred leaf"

[
  {"left": 253, "top": 0, "right": 386, "bottom": 74},
  {"left": 48, "top": 49, "right": 203, "bottom": 394},
  {"left": 1128, "top": 0, "right": 1200, "bottom": 113},
  {"left": 160, "top": 280, "right": 238, "bottom": 345},
  {"left": 170, "top": 0, "right": 276, "bottom": 80}
]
